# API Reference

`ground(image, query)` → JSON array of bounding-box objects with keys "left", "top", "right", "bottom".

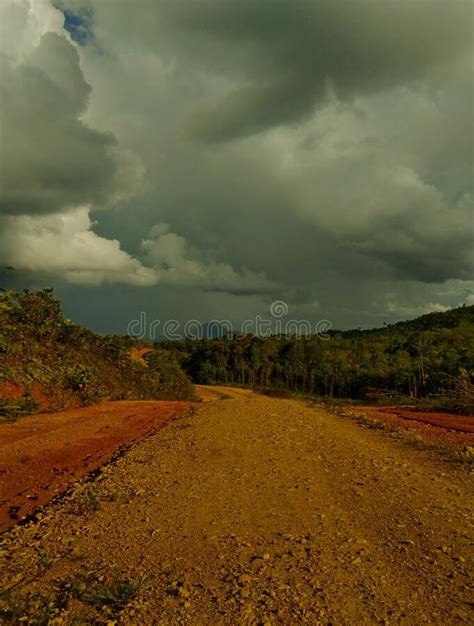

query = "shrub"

[{"left": 64, "top": 365, "right": 94, "bottom": 392}]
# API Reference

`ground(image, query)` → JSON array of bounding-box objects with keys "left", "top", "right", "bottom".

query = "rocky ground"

[{"left": 0, "top": 390, "right": 472, "bottom": 624}]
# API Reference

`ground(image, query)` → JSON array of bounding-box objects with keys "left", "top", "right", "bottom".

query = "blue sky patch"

[{"left": 58, "top": 6, "right": 93, "bottom": 45}]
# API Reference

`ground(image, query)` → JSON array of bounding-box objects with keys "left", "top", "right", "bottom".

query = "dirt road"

[
  {"left": 195, "top": 385, "right": 255, "bottom": 401},
  {"left": 0, "top": 390, "right": 472, "bottom": 624}
]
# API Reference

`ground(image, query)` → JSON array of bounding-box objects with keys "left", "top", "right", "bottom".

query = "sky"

[{"left": 0, "top": 0, "right": 473, "bottom": 335}]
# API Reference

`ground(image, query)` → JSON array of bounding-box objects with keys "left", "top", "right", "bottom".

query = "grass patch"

[
  {"left": 0, "top": 397, "right": 39, "bottom": 422},
  {"left": 0, "top": 572, "right": 148, "bottom": 624},
  {"left": 81, "top": 487, "right": 100, "bottom": 513},
  {"left": 0, "top": 590, "right": 64, "bottom": 625},
  {"left": 65, "top": 486, "right": 101, "bottom": 517},
  {"left": 0, "top": 575, "right": 149, "bottom": 626},
  {"left": 62, "top": 573, "right": 149, "bottom": 610}
]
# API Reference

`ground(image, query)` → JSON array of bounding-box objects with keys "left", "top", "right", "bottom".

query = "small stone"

[{"left": 239, "top": 574, "right": 251, "bottom": 584}]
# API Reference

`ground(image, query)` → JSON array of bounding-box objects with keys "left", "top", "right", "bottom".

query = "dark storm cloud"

[
  {"left": 0, "top": 31, "right": 119, "bottom": 215},
  {"left": 1, "top": 0, "right": 473, "bottom": 326},
  {"left": 122, "top": 0, "right": 474, "bottom": 141}
]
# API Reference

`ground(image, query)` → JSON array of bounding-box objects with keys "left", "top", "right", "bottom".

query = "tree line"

[{"left": 161, "top": 306, "right": 474, "bottom": 407}]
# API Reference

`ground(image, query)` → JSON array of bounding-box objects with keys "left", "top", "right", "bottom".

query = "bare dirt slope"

[
  {"left": 0, "top": 400, "right": 194, "bottom": 532},
  {"left": 354, "top": 405, "right": 474, "bottom": 448},
  {"left": 0, "top": 391, "right": 472, "bottom": 624}
]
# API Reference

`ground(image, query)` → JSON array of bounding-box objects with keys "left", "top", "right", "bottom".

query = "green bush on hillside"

[{"left": 0, "top": 289, "right": 196, "bottom": 416}]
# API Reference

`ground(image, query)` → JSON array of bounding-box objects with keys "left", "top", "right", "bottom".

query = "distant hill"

[
  {"left": 0, "top": 289, "right": 195, "bottom": 420},
  {"left": 334, "top": 305, "right": 474, "bottom": 338},
  {"left": 389, "top": 305, "right": 474, "bottom": 331}
]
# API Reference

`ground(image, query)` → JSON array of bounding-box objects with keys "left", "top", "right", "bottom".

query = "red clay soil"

[
  {"left": 0, "top": 380, "right": 80, "bottom": 412},
  {"left": 356, "top": 405, "right": 474, "bottom": 447},
  {"left": 0, "top": 400, "right": 194, "bottom": 532},
  {"left": 0, "top": 381, "right": 25, "bottom": 400},
  {"left": 128, "top": 346, "right": 154, "bottom": 365}
]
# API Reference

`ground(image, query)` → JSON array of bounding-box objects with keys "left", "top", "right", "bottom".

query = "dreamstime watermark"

[{"left": 126, "top": 300, "right": 333, "bottom": 340}]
